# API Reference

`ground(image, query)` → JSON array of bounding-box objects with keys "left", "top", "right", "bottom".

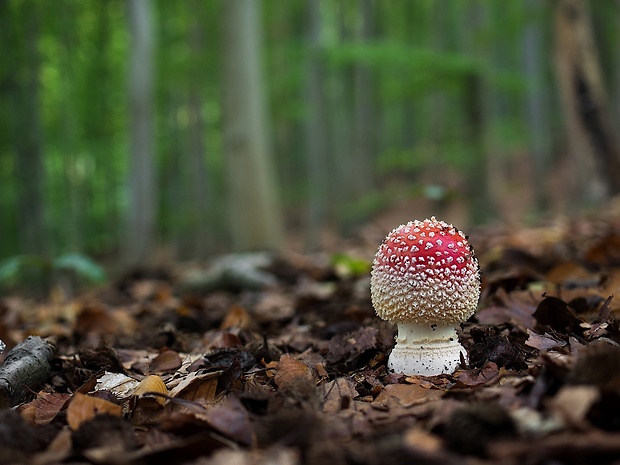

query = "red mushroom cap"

[{"left": 371, "top": 217, "right": 480, "bottom": 324}]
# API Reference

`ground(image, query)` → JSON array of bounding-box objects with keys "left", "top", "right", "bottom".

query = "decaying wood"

[{"left": 0, "top": 336, "right": 55, "bottom": 407}]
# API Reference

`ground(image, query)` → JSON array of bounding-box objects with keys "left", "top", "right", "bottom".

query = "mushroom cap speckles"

[{"left": 370, "top": 217, "right": 480, "bottom": 324}]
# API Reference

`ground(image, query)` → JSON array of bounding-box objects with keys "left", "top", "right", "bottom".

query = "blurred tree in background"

[{"left": 2, "top": 0, "right": 620, "bottom": 270}]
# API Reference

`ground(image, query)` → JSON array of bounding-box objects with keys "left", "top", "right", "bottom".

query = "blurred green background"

[{"left": 2, "top": 0, "right": 619, "bottom": 275}]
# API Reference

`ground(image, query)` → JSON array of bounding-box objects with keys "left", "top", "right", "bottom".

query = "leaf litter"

[{"left": 4, "top": 217, "right": 620, "bottom": 463}]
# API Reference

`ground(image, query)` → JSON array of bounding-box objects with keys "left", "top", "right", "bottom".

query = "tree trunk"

[
  {"left": 126, "top": 0, "right": 157, "bottom": 266},
  {"left": 459, "top": 0, "right": 496, "bottom": 225},
  {"left": 187, "top": 2, "right": 210, "bottom": 259},
  {"left": 9, "top": 2, "right": 48, "bottom": 256},
  {"left": 220, "top": 0, "right": 284, "bottom": 251},
  {"left": 554, "top": 0, "right": 620, "bottom": 202},
  {"left": 352, "top": 0, "right": 375, "bottom": 199},
  {"left": 523, "top": 0, "right": 552, "bottom": 213},
  {"left": 331, "top": 2, "right": 354, "bottom": 234},
  {"left": 303, "top": 0, "right": 329, "bottom": 250}
]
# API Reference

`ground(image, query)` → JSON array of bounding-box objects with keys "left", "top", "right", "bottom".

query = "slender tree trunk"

[
  {"left": 220, "top": 0, "right": 284, "bottom": 251},
  {"left": 304, "top": 0, "right": 328, "bottom": 250},
  {"left": 459, "top": 0, "right": 495, "bottom": 224},
  {"left": 352, "top": 0, "right": 375, "bottom": 199},
  {"left": 187, "top": 3, "right": 210, "bottom": 259},
  {"left": 331, "top": 2, "right": 355, "bottom": 233},
  {"left": 523, "top": 0, "right": 551, "bottom": 213},
  {"left": 554, "top": 0, "right": 620, "bottom": 202},
  {"left": 483, "top": 2, "right": 506, "bottom": 220},
  {"left": 10, "top": 3, "right": 47, "bottom": 256},
  {"left": 126, "top": 0, "right": 157, "bottom": 266},
  {"left": 428, "top": 0, "right": 447, "bottom": 149}
]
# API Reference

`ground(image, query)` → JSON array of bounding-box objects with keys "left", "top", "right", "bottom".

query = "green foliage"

[
  {"left": 0, "top": 253, "right": 106, "bottom": 293},
  {"left": 326, "top": 43, "right": 479, "bottom": 93},
  {"left": 331, "top": 253, "right": 371, "bottom": 279},
  {"left": 0, "top": 0, "right": 570, "bottom": 263},
  {"left": 52, "top": 254, "right": 106, "bottom": 283}
]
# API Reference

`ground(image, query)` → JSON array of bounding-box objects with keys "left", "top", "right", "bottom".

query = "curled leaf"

[{"left": 134, "top": 375, "right": 168, "bottom": 405}]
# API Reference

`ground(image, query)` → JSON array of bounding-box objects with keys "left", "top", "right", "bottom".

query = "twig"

[{"left": 0, "top": 336, "right": 55, "bottom": 407}]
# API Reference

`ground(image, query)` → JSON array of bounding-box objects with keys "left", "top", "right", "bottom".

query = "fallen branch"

[{"left": 0, "top": 336, "right": 55, "bottom": 407}]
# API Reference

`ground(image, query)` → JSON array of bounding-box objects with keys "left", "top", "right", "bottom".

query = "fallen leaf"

[
  {"left": 533, "top": 296, "right": 583, "bottom": 334},
  {"left": 549, "top": 385, "right": 599, "bottom": 428},
  {"left": 20, "top": 392, "right": 71, "bottom": 426},
  {"left": 66, "top": 393, "right": 122, "bottom": 431},
  {"left": 372, "top": 383, "right": 443, "bottom": 409},
  {"left": 134, "top": 375, "right": 168, "bottom": 405},
  {"left": 31, "top": 427, "right": 73, "bottom": 465},
  {"left": 454, "top": 362, "right": 501, "bottom": 388},
  {"left": 150, "top": 350, "right": 182, "bottom": 372},
  {"left": 220, "top": 305, "right": 251, "bottom": 330},
  {"left": 162, "top": 395, "right": 254, "bottom": 447},
  {"left": 274, "top": 355, "right": 315, "bottom": 389},
  {"left": 321, "top": 377, "right": 359, "bottom": 413},
  {"left": 525, "top": 329, "right": 567, "bottom": 351},
  {"left": 94, "top": 372, "right": 140, "bottom": 398},
  {"left": 403, "top": 427, "right": 443, "bottom": 454},
  {"left": 169, "top": 371, "right": 221, "bottom": 407}
]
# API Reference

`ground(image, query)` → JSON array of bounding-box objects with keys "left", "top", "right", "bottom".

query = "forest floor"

[{"left": 3, "top": 213, "right": 620, "bottom": 464}]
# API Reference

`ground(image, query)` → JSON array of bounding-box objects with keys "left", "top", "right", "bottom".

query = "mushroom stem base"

[{"left": 389, "top": 323, "right": 467, "bottom": 376}]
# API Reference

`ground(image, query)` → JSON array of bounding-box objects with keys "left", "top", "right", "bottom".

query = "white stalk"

[{"left": 388, "top": 322, "right": 467, "bottom": 376}]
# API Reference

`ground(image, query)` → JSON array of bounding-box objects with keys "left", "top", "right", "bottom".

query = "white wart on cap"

[{"left": 370, "top": 217, "right": 480, "bottom": 375}]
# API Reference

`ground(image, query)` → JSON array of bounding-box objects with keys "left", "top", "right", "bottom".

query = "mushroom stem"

[{"left": 389, "top": 322, "right": 467, "bottom": 376}]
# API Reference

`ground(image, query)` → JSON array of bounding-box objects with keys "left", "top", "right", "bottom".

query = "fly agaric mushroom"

[{"left": 370, "top": 217, "right": 480, "bottom": 375}]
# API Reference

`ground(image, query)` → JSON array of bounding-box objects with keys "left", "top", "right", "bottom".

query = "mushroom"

[{"left": 370, "top": 217, "right": 480, "bottom": 375}]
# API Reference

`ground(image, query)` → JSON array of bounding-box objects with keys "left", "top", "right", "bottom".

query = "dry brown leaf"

[
  {"left": 274, "top": 355, "right": 315, "bottom": 389},
  {"left": 403, "top": 427, "right": 443, "bottom": 454},
  {"left": 189, "top": 395, "right": 254, "bottom": 447},
  {"left": 128, "top": 376, "right": 168, "bottom": 426},
  {"left": 169, "top": 371, "right": 221, "bottom": 407},
  {"left": 253, "top": 292, "right": 295, "bottom": 322},
  {"left": 31, "top": 427, "right": 73, "bottom": 465},
  {"left": 150, "top": 350, "right": 182, "bottom": 372},
  {"left": 321, "top": 377, "right": 359, "bottom": 413},
  {"left": 525, "top": 329, "right": 567, "bottom": 351},
  {"left": 134, "top": 375, "right": 168, "bottom": 405},
  {"left": 66, "top": 393, "right": 122, "bottom": 430},
  {"left": 220, "top": 305, "right": 251, "bottom": 330},
  {"left": 20, "top": 392, "right": 71, "bottom": 426},
  {"left": 548, "top": 385, "right": 599, "bottom": 429},
  {"left": 545, "top": 262, "right": 597, "bottom": 286},
  {"left": 372, "top": 383, "right": 443, "bottom": 410},
  {"left": 74, "top": 305, "right": 119, "bottom": 337},
  {"left": 454, "top": 362, "right": 501, "bottom": 388}
]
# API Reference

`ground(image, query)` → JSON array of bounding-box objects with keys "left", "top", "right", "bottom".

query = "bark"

[
  {"left": 523, "top": 0, "right": 552, "bottom": 213},
  {"left": 0, "top": 336, "right": 55, "bottom": 408},
  {"left": 352, "top": 0, "right": 376, "bottom": 198},
  {"left": 427, "top": 0, "right": 448, "bottom": 147},
  {"left": 459, "top": 0, "right": 496, "bottom": 224},
  {"left": 554, "top": 0, "right": 620, "bottom": 201},
  {"left": 126, "top": 0, "right": 157, "bottom": 266},
  {"left": 463, "top": 73, "right": 491, "bottom": 225},
  {"left": 304, "top": 0, "right": 329, "bottom": 250},
  {"left": 331, "top": 2, "right": 354, "bottom": 233},
  {"left": 187, "top": 2, "right": 210, "bottom": 259},
  {"left": 220, "top": 0, "right": 285, "bottom": 251},
  {"left": 9, "top": 4, "right": 47, "bottom": 256},
  {"left": 482, "top": 2, "right": 505, "bottom": 220}
]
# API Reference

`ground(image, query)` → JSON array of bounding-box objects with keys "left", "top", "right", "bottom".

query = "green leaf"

[
  {"left": 331, "top": 253, "right": 371, "bottom": 279},
  {"left": 52, "top": 253, "right": 106, "bottom": 283},
  {"left": 0, "top": 256, "right": 23, "bottom": 284}
]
